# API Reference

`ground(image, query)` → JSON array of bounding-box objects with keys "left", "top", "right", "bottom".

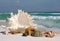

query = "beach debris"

[
  {"left": 0, "top": 31, "right": 8, "bottom": 35},
  {"left": 43, "top": 31, "right": 56, "bottom": 38},
  {"left": 31, "top": 29, "right": 42, "bottom": 37},
  {"left": 0, "top": 25, "right": 10, "bottom": 35},
  {"left": 6, "top": 10, "right": 35, "bottom": 34},
  {"left": 22, "top": 26, "right": 42, "bottom": 37},
  {"left": 22, "top": 33, "right": 27, "bottom": 36},
  {"left": 25, "top": 26, "right": 38, "bottom": 36}
]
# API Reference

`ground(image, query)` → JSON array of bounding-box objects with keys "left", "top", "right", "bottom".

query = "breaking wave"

[{"left": 32, "top": 16, "right": 60, "bottom": 20}]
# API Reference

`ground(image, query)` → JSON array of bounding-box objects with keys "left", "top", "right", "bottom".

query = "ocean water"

[
  {"left": 30, "top": 13, "right": 60, "bottom": 28},
  {"left": 0, "top": 13, "right": 60, "bottom": 33}
]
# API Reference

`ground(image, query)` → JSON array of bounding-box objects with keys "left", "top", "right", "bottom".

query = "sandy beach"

[
  {"left": 0, "top": 20, "right": 60, "bottom": 41},
  {"left": 0, "top": 33, "right": 60, "bottom": 41}
]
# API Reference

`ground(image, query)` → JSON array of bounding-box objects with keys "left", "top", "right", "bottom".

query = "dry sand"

[{"left": 0, "top": 33, "right": 60, "bottom": 41}]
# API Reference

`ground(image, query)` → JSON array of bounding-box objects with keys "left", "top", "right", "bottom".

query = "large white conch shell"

[{"left": 6, "top": 10, "right": 35, "bottom": 32}]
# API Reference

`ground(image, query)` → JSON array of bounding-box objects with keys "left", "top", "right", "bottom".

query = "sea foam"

[{"left": 32, "top": 16, "right": 60, "bottom": 20}]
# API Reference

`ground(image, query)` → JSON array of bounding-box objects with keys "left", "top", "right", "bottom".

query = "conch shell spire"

[{"left": 11, "top": 12, "right": 13, "bottom": 17}]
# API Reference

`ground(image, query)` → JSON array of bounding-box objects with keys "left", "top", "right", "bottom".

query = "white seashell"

[{"left": 6, "top": 10, "right": 36, "bottom": 32}]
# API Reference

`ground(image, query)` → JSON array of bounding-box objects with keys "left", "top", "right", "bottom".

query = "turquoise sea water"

[{"left": 0, "top": 13, "right": 60, "bottom": 32}]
